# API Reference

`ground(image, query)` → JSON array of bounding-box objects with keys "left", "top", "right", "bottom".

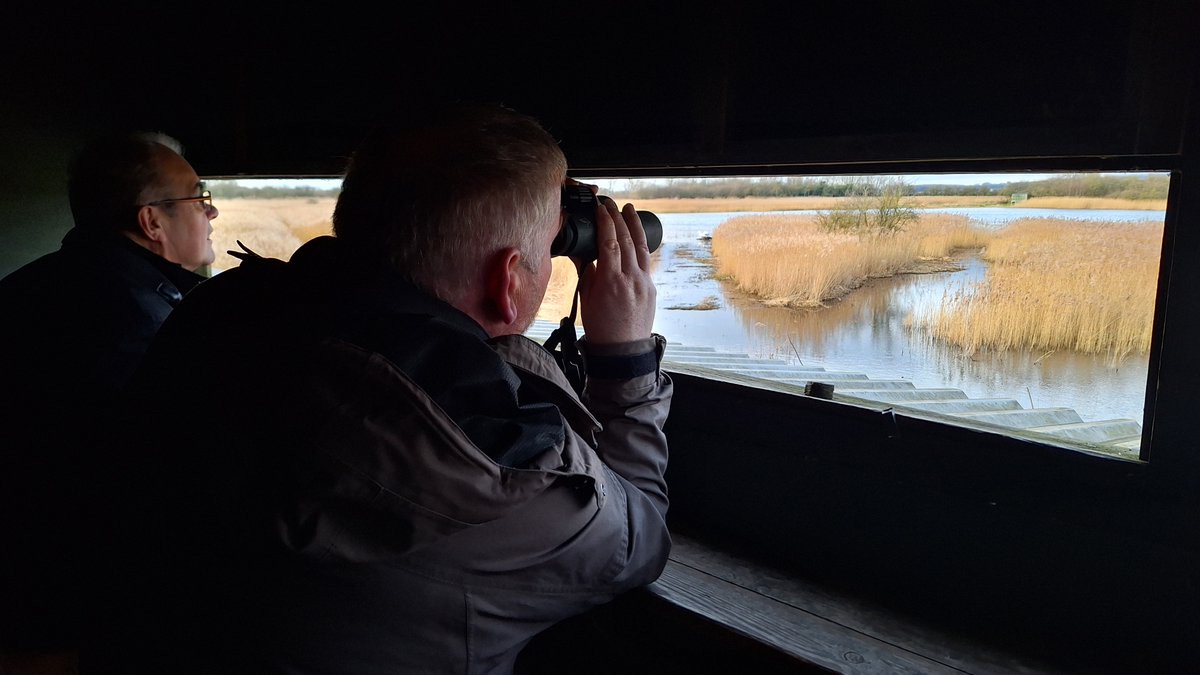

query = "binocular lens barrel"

[
  {"left": 553, "top": 185, "right": 664, "bottom": 260},
  {"left": 551, "top": 211, "right": 663, "bottom": 261}
]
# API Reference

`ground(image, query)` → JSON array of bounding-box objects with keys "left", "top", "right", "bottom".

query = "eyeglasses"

[{"left": 141, "top": 190, "right": 213, "bottom": 210}]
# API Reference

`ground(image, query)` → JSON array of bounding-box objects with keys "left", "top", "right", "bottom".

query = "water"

[
  {"left": 648, "top": 208, "right": 1164, "bottom": 426},
  {"left": 923, "top": 206, "right": 1162, "bottom": 226}
]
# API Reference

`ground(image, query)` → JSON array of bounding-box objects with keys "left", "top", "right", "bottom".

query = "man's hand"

[{"left": 576, "top": 195, "right": 657, "bottom": 345}]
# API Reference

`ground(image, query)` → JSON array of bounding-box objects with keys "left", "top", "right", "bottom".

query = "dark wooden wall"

[
  {"left": 3, "top": 2, "right": 1199, "bottom": 671},
  {"left": 4, "top": 2, "right": 1192, "bottom": 179}
]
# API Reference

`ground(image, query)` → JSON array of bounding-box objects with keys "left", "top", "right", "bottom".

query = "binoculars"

[{"left": 552, "top": 184, "right": 663, "bottom": 261}]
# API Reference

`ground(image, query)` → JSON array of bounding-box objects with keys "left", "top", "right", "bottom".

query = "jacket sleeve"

[
  {"left": 579, "top": 334, "right": 672, "bottom": 520},
  {"left": 486, "top": 333, "right": 673, "bottom": 597}
]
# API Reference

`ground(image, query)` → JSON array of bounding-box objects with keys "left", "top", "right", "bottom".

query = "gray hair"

[
  {"left": 67, "top": 131, "right": 186, "bottom": 233},
  {"left": 138, "top": 131, "right": 183, "bottom": 156},
  {"left": 332, "top": 103, "right": 567, "bottom": 303}
]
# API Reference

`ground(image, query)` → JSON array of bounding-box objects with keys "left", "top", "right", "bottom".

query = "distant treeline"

[
  {"left": 1003, "top": 174, "right": 1168, "bottom": 200},
  {"left": 208, "top": 181, "right": 340, "bottom": 199},
  {"left": 609, "top": 174, "right": 1169, "bottom": 200},
  {"left": 616, "top": 177, "right": 867, "bottom": 199},
  {"left": 208, "top": 174, "right": 1169, "bottom": 201}
]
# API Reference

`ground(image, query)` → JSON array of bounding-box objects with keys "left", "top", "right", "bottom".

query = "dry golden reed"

[
  {"left": 712, "top": 211, "right": 1162, "bottom": 358},
  {"left": 538, "top": 258, "right": 581, "bottom": 322},
  {"left": 1011, "top": 196, "right": 1167, "bottom": 211},
  {"left": 710, "top": 213, "right": 986, "bottom": 308},
  {"left": 911, "top": 217, "right": 1162, "bottom": 361},
  {"left": 210, "top": 197, "right": 336, "bottom": 272},
  {"left": 538, "top": 252, "right": 663, "bottom": 324}
]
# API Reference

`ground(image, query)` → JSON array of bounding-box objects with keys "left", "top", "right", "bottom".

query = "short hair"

[
  {"left": 332, "top": 103, "right": 567, "bottom": 303},
  {"left": 67, "top": 132, "right": 185, "bottom": 233}
]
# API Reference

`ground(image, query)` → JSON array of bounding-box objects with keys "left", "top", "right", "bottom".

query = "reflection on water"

[{"left": 650, "top": 210, "right": 1158, "bottom": 426}]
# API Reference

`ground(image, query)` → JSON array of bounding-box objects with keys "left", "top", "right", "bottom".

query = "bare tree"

[{"left": 816, "top": 177, "right": 917, "bottom": 236}]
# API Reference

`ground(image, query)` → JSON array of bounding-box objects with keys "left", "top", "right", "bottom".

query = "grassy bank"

[
  {"left": 210, "top": 197, "right": 336, "bottom": 271},
  {"left": 710, "top": 213, "right": 987, "bottom": 308},
  {"left": 710, "top": 212, "right": 1163, "bottom": 359},
  {"left": 910, "top": 218, "right": 1162, "bottom": 362},
  {"left": 1011, "top": 196, "right": 1167, "bottom": 211}
]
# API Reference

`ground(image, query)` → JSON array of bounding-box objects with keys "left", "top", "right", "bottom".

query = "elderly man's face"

[{"left": 144, "top": 147, "right": 218, "bottom": 271}]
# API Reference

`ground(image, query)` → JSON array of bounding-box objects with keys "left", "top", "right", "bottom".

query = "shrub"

[{"left": 816, "top": 178, "right": 917, "bottom": 236}]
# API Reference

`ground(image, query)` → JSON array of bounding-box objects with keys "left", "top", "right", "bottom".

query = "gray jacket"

[{"left": 99, "top": 237, "right": 672, "bottom": 675}]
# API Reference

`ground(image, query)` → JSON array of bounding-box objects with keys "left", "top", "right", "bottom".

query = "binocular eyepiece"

[{"left": 552, "top": 184, "right": 663, "bottom": 261}]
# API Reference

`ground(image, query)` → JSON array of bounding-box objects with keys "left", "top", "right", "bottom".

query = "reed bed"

[
  {"left": 538, "top": 259, "right": 582, "bottom": 322},
  {"left": 907, "top": 195, "right": 1009, "bottom": 208},
  {"left": 1011, "top": 196, "right": 1167, "bottom": 211},
  {"left": 210, "top": 197, "right": 336, "bottom": 271},
  {"left": 911, "top": 218, "right": 1162, "bottom": 362},
  {"left": 710, "top": 213, "right": 985, "bottom": 307},
  {"left": 538, "top": 251, "right": 664, "bottom": 324}
]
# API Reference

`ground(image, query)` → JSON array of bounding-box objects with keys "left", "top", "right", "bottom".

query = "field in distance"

[{"left": 618, "top": 195, "right": 1165, "bottom": 213}]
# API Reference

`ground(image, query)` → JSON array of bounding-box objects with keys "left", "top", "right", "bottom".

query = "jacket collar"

[
  {"left": 60, "top": 226, "right": 206, "bottom": 297},
  {"left": 287, "top": 236, "right": 488, "bottom": 340}
]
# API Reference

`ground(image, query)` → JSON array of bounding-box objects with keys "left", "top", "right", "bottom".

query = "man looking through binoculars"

[{"left": 99, "top": 102, "right": 673, "bottom": 675}]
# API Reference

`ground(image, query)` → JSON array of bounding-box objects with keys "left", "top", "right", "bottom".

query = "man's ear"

[
  {"left": 482, "top": 247, "right": 522, "bottom": 327},
  {"left": 136, "top": 205, "right": 164, "bottom": 242}
]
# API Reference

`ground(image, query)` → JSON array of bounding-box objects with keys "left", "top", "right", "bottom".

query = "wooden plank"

[
  {"left": 648, "top": 534, "right": 1069, "bottom": 675},
  {"left": 648, "top": 561, "right": 960, "bottom": 674}
]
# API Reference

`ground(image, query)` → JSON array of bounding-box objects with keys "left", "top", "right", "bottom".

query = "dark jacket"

[
  {"left": 100, "top": 237, "right": 672, "bottom": 675},
  {"left": 0, "top": 227, "right": 205, "bottom": 397},
  {"left": 0, "top": 227, "right": 205, "bottom": 650}
]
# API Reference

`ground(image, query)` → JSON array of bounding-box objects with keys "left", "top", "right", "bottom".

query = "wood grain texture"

[{"left": 646, "top": 534, "right": 1069, "bottom": 675}]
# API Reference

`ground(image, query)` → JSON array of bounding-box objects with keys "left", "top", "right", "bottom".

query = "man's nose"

[{"left": 207, "top": 204, "right": 219, "bottom": 219}]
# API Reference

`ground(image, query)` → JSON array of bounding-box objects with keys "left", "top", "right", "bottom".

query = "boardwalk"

[{"left": 523, "top": 319, "right": 1141, "bottom": 458}]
